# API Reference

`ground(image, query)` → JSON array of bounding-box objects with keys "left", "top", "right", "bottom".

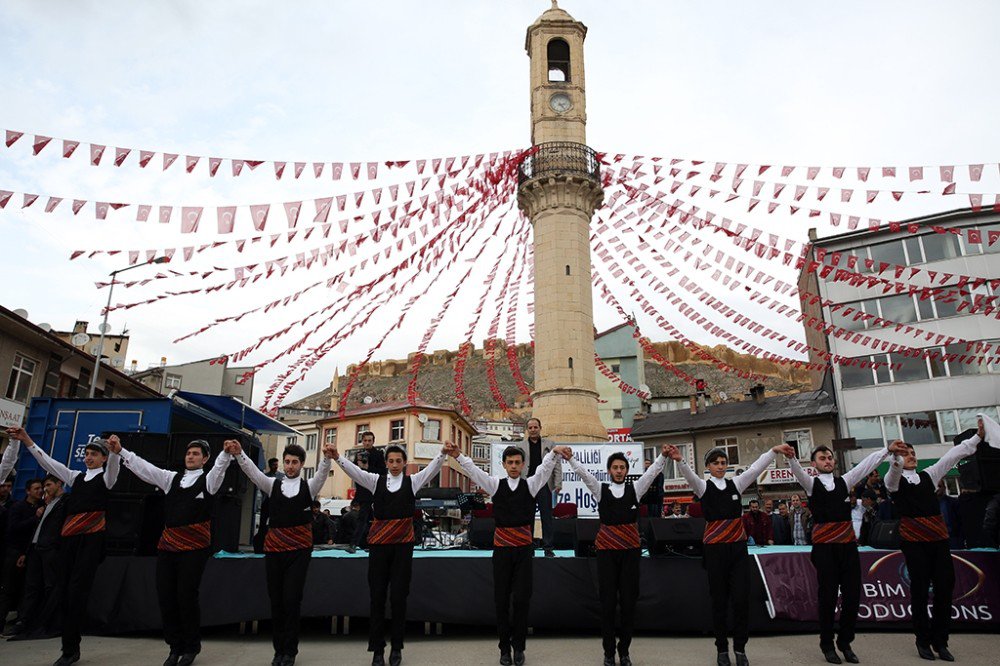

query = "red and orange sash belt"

[
  {"left": 703, "top": 518, "right": 747, "bottom": 544},
  {"left": 899, "top": 515, "right": 949, "bottom": 542},
  {"left": 494, "top": 525, "right": 533, "bottom": 548},
  {"left": 60, "top": 511, "right": 106, "bottom": 537},
  {"left": 368, "top": 518, "right": 415, "bottom": 545},
  {"left": 811, "top": 520, "right": 856, "bottom": 544},
  {"left": 158, "top": 520, "right": 212, "bottom": 552},
  {"left": 264, "top": 524, "right": 313, "bottom": 553},
  {"left": 595, "top": 523, "right": 641, "bottom": 550}
]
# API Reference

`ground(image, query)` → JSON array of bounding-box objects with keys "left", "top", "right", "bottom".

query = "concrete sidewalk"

[{"left": 0, "top": 632, "right": 996, "bottom": 666}]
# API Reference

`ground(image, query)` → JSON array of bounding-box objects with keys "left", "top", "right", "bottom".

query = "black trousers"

[
  {"left": 264, "top": 549, "right": 311, "bottom": 657},
  {"left": 352, "top": 502, "right": 374, "bottom": 548},
  {"left": 157, "top": 549, "right": 212, "bottom": 655},
  {"left": 702, "top": 541, "right": 749, "bottom": 653},
  {"left": 597, "top": 548, "right": 640, "bottom": 657},
  {"left": 17, "top": 545, "right": 61, "bottom": 636},
  {"left": 367, "top": 543, "right": 414, "bottom": 652},
  {"left": 0, "top": 546, "right": 27, "bottom": 630},
  {"left": 492, "top": 545, "right": 533, "bottom": 652},
  {"left": 810, "top": 543, "right": 861, "bottom": 652},
  {"left": 59, "top": 532, "right": 105, "bottom": 656},
  {"left": 900, "top": 540, "right": 954, "bottom": 649}
]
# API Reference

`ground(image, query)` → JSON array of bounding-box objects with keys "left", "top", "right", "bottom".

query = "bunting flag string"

[
  {"left": 594, "top": 352, "right": 651, "bottom": 399},
  {"left": 2, "top": 126, "right": 514, "bottom": 182},
  {"left": 484, "top": 225, "right": 531, "bottom": 412},
  {"left": 504, "top": 235, "right": 533, "bottom": 400}
]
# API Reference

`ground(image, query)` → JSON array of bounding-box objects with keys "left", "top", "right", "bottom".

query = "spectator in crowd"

[
  {"left": 741, "top": 499, "right": 773, "bottom": 545},
  {"left": 311, "top": 501, "right": 334, "bottom": 546},
  {"left": 666, "top": 501, "right": 688, "bottom": 518},
  {"left": 349, "top": 432, "right": 385, "bottom": 554},
  {"left": 266, "top": 458, "right": 284, "bottom": 479},
  {"left": 936, "top": 481, "right": 964, "bottom": 549},
  {"left": 640, "top": 458, "right": 665, "bottom": 518},
  {"left": 789, "top": 493, "right": 812, "bottom": 545},
  {"left": 336, "top": 502, "right": 360, "bottom": 545},
  {"left": 858, "top": 492, "right": 879, "bottom": 547},
  {"left": 850, "top": 490, "right": 865, "bottom": 540},
  {"left": 854, "top": 468, "right": 884, "bottom": 499},
  {"left": 763, "top": 499, "right": 775, "bottom": 515},
  {"left": 0, "top": 478, "right": 43, "bottom": 634},
  {"left": 772, "top": 502, "right": 792, "bottom": 545},
  {"left": 874, "top": 486, "right": 894, "bottom": 521}
]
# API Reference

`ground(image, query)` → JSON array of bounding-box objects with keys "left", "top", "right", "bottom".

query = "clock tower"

[{"left": 517, "top": 1, "right": 607, "bottom": 442}]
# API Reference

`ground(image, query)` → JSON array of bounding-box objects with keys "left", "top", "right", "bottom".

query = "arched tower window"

[{"left": 547, "top": 38, "right": 570, "bottom": 82}]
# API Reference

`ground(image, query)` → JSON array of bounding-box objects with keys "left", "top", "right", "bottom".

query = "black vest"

[
  {"left": 493, "top": 478, "right": 535, "bottom": 527},
  {"left": 66, "top": 471, "right": 110, "bottom": 516},
  {"left": 700, "top": 478, "right": 742, "bottom": 521},
  {"left": 268, "top": 477, "right": 312, "bottom": 528},
  {"left": 164, "top": 471, "right": 213, "bottom": 528},
  {"left": 810, "top": 476, "right": 852, "bottom": 523},
  {"left": 373, "top": 474, "right": 415, "bottom": 520},
  {"left": 889, "top": 471, "right": 940, "bottom": 518},
  {"left": 35, "top": 496, "right": 68, "bottom": 548},
  {"left": 598, "top": 483, "right": 639, "bottom": 526}
]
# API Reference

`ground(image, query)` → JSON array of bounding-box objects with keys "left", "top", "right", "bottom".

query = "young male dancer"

[
  {"left": 332, "top": 440, "right": 451, "bottom": 666},
  {"left": 6, "top": 426, "right": 120, "bottom": 666},
  {"left": 885, "top": 419, "right": 991, "bottom": 661},
  {"left": 560, "top": 444, "right": 669, "bottom": 666},
  {"left": 106, "top": 436, "right": 232, "bottom": 666},
  {"left": 787, "top": 441, "right": 907, "bottom": 664},
  {"left": 669, "top": 442, "right": 795, "bottom": 666},
  {"left": 447, "top": 441, "right": 569, "bottom": 666},
  {"left": 227, "top": 439, "right": 333, "bottom": 666}
]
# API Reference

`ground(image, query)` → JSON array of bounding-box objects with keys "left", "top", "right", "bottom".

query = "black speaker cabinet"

[
  {"left": 469, "top": 516, "right": 496, "bottom": 549},
  {"left": 647, "top": 517, "right": 705, "bottom": 555},
  {"left": 552, "top": 517, "right": 577, "bottom": 550},
  {"left": 574, "top": 518, "right": 601, "bottom": 557},
  {"left": 868, "top": 519, "right": 901, "bottom": 550}
]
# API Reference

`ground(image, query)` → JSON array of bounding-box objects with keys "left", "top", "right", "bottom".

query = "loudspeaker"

[
  {"left": 552, "top": 517, "right": 577, "bottom": 550},
  {"left": 574, "top": 518, "right": 601, "bottom": 557},
  {"left": 647, "top": 517, "right": 705, "bottom": 555},
  {"left": 469, "top": 516, "right": 495, "bottom": 549},
  {"left": 868, "top": 519, "right": 901, "bottom": 549},
  {"left": 957, "top": 443, "right": 1000, "bottom": 493},
  {"left": 105, "top": 494, "right": 163, "bottom": 555}
]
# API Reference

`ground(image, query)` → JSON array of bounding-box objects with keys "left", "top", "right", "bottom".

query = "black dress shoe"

[
  {"left": 916, "top": 643, "right": 936, "bottom": 661},
  {"left": 53, "top": 655, "right": 80, "bottom": 666},
  {"left": 177, "top": 654, "right": 198, "bottom": 666},
  {"left": 389, "top": 648, "right": 402, "bottom": 666},
  {"left": 734, "top": 652, "right": 749, "bottom": 666},
  {"left": 717, "top": 653, "right": 731, "bottom": 666},
  {"left": 163, "top": 652, "right": 182, "bottom": 666},
  {"left": 823, "top": 650, "right": 843, "bottom": 664},
  {"left": 840, "top": 647, "right": 859, "bottom": 664},
  {"left": 499, "top": 651, "right": 512, "bottom": 666},
  {"left": 603, "top": 655, "right": 615, "bottom": 666},
  {"left": 372, "top": 651, "right": 386, "bottom": 666},
  {"left": 513, "top": 649, "right": 525, "bottom": 666},
  {"left": 619, "top": 654, "right": 632, "bottom": 666},
  {"left": 934, "top": 647, "right": 954, "bottom": 662},
  {"left": 279, "top": 656, "right": 295, "bottom": 666},
  {"left": 271, "top": 654, "right": 283, "bottom": 666}
]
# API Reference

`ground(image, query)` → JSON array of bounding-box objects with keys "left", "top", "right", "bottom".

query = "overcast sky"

[{"left": 1, "top": 1, "right": 998, "bottom": 407}]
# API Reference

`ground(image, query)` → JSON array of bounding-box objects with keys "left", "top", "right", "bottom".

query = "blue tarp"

[{"left": 174, "top": 391, "right": 299, "bottom": 436}]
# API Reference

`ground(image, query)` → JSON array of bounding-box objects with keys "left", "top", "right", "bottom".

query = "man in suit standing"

[
  {"left": 350, "top": 432, "right": 385, "bottom": 554},
  {"left": 772, "top": 502, "right": 792, "bottom": 545},
  {"left": 521, "top": 418, "right": 562, "bottom": 557}
]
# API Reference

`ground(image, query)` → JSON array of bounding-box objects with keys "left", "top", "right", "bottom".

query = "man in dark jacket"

[
  {"left": 0, "top": 478, "right": 43, "bottom": 633},
  {"left": 350, "top": 432, "right": 385, "bottom": 553},
  {"left": 337, "top": 503, "right": 360, "bottom": 545},
  {"left": 312, "top": 501, "right": 333, "bottom": 545},
  {"left": 741, "top": 499, "right": 773, "bottom": 545},
  {"left": 521, "top": 418, "right": 563, "bottom": 557},
  {"left": 771, "top": 502, "right": 792, "bottom": 545}
]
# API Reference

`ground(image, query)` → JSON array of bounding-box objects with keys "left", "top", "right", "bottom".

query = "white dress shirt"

[
  {"left": 456, "top": 451, "right": 557, "bottom": 497},
  {"left": 787, "top": 446, "right": 890, "bottom": 496},
  {"left": 26, "top": 442, "right": 120, "bottom": 488},
  {"left": 884, "top": 434, "right": 980, "bottom": 493},
  {"left": 677, "top": 450, "right": 776, "bottom": 498},
  {"left": 119, "top": 447, "right": 230, "bottom": 495},
  {"left": 336, "top": 453, "right": 447, "bottom": 495},
  {"left": 235, "top": 450, "right": 330, "bottom": 499},
  {"left": 0, "top": 440, "right": 19, "bottom": 483},
  {"left": 568, "top": 454, "right": 666, "bottom": 500}
]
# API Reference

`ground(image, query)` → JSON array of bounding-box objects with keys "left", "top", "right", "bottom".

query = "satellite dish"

[
  {"left": 362, "top": 396, "right": 374, "bottom": 405},
  {"left": 38, "top": 323, "right": 52, "bottom": 332},
  {"left": 719, "top": 391, "right": 729, "bottom": 402},
  {"left": 417, "top": 413, "right": 429, "bottom": 424},
  {"left": 98, "top": 323, "right": 112, "bottom": 334},
  {"left": 12, "top": 309, "right": 28, "bottom": 319},
  {"left": 112, "top": 358, "right": 124, "bottom": 368},
  {"left": 71, "top": 333, "right": 91, "bottom": 346}
]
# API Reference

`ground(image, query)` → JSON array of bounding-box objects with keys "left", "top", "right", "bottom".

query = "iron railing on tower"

[{"left": 516, "top": 142, "right": 600, "bottom": 186}]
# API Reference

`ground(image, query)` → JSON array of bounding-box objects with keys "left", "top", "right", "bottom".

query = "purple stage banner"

[{"left": 755, "top": 549, "right": 1000, "bottom": 627}]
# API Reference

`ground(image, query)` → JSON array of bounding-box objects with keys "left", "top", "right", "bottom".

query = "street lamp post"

[{"left": 88, "top": 257, "right": 169, "bottom": 398}]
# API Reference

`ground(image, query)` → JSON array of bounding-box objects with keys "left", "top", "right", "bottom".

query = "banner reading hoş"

[
  {"left": 490, "top": 442, "right": 644, "bottom": 517},
  {"left": 755, "top": 549, "right": 1000, "bottom": 627}
]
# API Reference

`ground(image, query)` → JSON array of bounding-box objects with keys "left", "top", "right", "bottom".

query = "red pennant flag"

[
  {"left": 94, "top": 201, "right": 109, "bottom": 219},
  {"left": 866, "top": 190, "right": 878, "bottom": 203},
  {"left": 112, "top": 147, "right": 129, "bottom": 166},
  {"left": 882, "top": 166, "right": 896, "bottom": 177},
  {"left": 208, "top": 157, "right": 222, "bottom": 176},
  {"left": 137, "top": 205, "right": 151, "bottom": 221},
  {"left": 90, "top": 144, "right": 105, "bottom": 165},
  {"left": 181, "top": 207, "right": 203, "bottom": 233},
  {"left": 139, "top": 150, "right": 154, "bottom": 167},
  {"left": 44, "top": 196, "right": 62, "bottom": 212},
  {"left": 163, "top": 153, "right": 178, "bottom": 170},
  {"left": 231, "top": 159, "right": 244, "bottom": 176},
  {"left": 32, "top": 135, "right": 52, "bottom": 155},
  {"left": 159, "top": 206, "right": 173, "bottom": 224},
  {"left": 908, "top": 166, "right": 923, "bottom": 181},
  {"left": 942, "top": 183, "right": 956, "bottom": 195},
  {"left": 22, "top": 193, "right": 38, "bottom": 208},
  {"left": 313, "top": 197, "right": 333, "bottom": 223},
  {"left": 72, "top": 199, "right": 86, "bottom": 214},
  {"left": 832, "top": 166, "right": 845, "bottom": 178},
  {"left": 185, "top": 155, "right": 200, "bottom": 173},
  {"left": 250, "top": 204, "right": 270, "bottom": 231},
  {"left": 283, "top": 201, "right": 302, "bottom": 229},
  {"left": 840, "top": 189, "right": 853, "bottom": 202},
  {"left": 62, "top": 140, "right": 79, "bottom": 157},
  {"left": 367, "top": 162, "right": 378, "bottom": 179},
  {"left": 794, "top": 185, "right": 807, "bottom": 201},
  {"left": 816, "top": 187, "right": 829, "bottom": 201},
  {"left": 274, "top": 161, "right": 286, "bottom": 179},
  {"left": 350, "top": 162, "right": 361, "bottom": 179},
  {"left": 781, "top": 165, "right": 795, "bottom": 177},
  {"left": 5, "top": 130, "right": 24, "bottom": 147},
  {"left": 806, "top": 166, "right": 820, "bottom": 180},
  {"left": 294, "top": 162, "right": 305, "bottom": 178},
  {"left": 988, "top": 230, "right": 1000, "bottom": 247},
  {"left": 967, "top": 229, "right": 982, "bottom": 245},
  {"left": 331, "top": 163, "right": 343, "bottom": 180},
  {"left": 857, "top": 167, "right": 870, "bottom": 181},
  {"left": 939, "top": 165, "right": 954, "bottom": 182},
  {"left": 969, "top": 164, "right": 984, "bottom": 181},
  {"left": 217, "top": 206, "right": 237, "bottom": 234}
]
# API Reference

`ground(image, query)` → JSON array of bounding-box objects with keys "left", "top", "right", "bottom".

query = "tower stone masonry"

[{"left": 517, "top": 2, "right": 606, "bottom": 442}]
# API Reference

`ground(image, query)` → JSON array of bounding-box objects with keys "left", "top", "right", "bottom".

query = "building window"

[
  {"left": 888, "top": 352, "right": 929, "bottom": 382},
  {"left": 303, "top": 467, "right": 315, "bottom": 480},
  {"left": 847, "top": 417, "right": 884, "bottom": 449},
  {"left": 390, "top": 419, "right": 405, "bottom": 442},
  {"left": 879, "top": 294, "right": 918, "bottom": 325},
  {"left": 546, "top": 37, "right": 570, "bottom": 82},
  {"left": 324, "top": 428, "right": 337, "bottom": 444},
  {"left": 6, "top": 353, "right": 38, "bottom": 403},
  {"left": 920, "top": 233, "right": 961, "bottom": 263},
  {"left": 782, "top": 429, "right": 813, "bottom": 459},
  {"left": 423, "top": 419, "right": 441, "bottom": 441},
  {"left": 611, "top": 363, "right": 621, "bottom": 373},
  {"left": 103, "top": 381, "right": 115, "bottom": 399},
  {"left": 713, "top": 437, "right": 739, "bottom": 465},
  {"left": 76, "top": 368, "right": 91, "bottom": 398},
  {"left": 164, "top": 374, "right": 182, "bottom": 389},
  {"left": 305, "top": 434, "right": 318, "bottom": 451},
  {"left": 472, "top": 442, "right": 490, "bottom": 459},
  {"left": 868, "top": 240, "right": 906, "bottom": 271},
  {"left": 356, "top": 424, "right": 371, "bottom": 444},
  {"left": 612, "top": 409, "right": 623, "bottom": 419},
  {"left": 286, "top": 436, "right": 298, "bottom": 446},
  {"left": 840, "top": 361, "right": 876, "bottom": 389},
  {"left": 898, "top": 411, "right": 941, "bottom": 446}
]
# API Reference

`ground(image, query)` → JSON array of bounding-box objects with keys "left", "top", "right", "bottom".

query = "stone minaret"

[{"left": 517, "top": 2, "right": 606, "bottom": 442}]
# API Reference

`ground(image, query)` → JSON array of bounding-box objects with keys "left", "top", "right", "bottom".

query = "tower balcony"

[{"left": 516, "top": 141, "right": 600, "bottom": 187}]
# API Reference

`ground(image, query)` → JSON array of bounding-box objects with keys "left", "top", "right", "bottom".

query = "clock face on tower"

[{"left": 549, "top": 92, "right": 572, "bottom": 114}]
